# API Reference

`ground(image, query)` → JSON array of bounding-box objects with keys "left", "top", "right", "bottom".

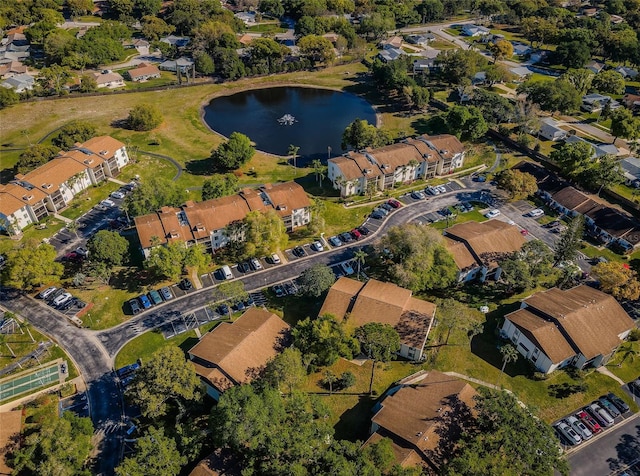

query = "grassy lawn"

[
  {"left": 605, "top": 341, "right": 640, "bottom": 384},
  {"left": 246, "top": 23, "right": 287, "bottom": 33},
  {"left": 431, "top": 209, "right": 487, "bottom": 230},
  {"left": 265, "top": 290, "right": 324, "bottom": 326},
  {"left": 0, "top": 149, "right": 20, "bottom": 183},
  {"left": 323, "top": 201, "right": 374, "bottom": 238},
  {"left": 580, "top": 243, "right": 628, "bottom": 263},
  {"left": 120, "top": 72, "right": 178, "bottom": 91},
  {"left": 0, "top": 216, "right": 67, "bottom": 256},
  {"left": 60, "top": 181, "right": 121, "bottom": 220}
]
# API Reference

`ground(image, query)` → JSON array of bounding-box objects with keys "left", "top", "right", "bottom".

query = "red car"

[
  {"left": 387, "top": 199, "right": 401, "bottom": 209},
  {"left": 350, "top": 228, "right": 362, "bottom": 240},
  {"left": 576, "top": 410, "right": 602, "bottom": 434}
]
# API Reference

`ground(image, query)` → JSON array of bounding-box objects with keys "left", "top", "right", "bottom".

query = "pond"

[{"left": 202, "top": 86, "right": 377, "bottom": 165}]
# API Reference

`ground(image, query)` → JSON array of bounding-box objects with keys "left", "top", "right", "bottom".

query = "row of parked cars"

[
  {"left": 555, "top": 393, "right": 631, "bottom": 446},
  {"left": 38, "top": 286, "right": 86, "bottom": 313},
  {"left": 370, "top": 199, "right": 402, "bottom": 220},
  {"left": 128, "top": 286, "right": 173, "bottom": 315}
]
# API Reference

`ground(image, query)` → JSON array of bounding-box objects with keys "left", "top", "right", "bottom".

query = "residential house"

[
  {"left": 443, "top": 220, "right": 526, "bottom": 282},
  {"left": 580, "top": 6, "right": 599, "bottom": 16},
  {"left": 585, "top": 60, "right": 605, "bottom": 74},
  {"left": 134, "top": 182, "right": 311, "bottom": 256},
  {"left": 381, "top": 36, "right": 403, "bottom": 49},
  {"left": 319, "top": 277, "right": 436, "bottom": 361},
  {"left": 406, "top": 33, "right": 434, "bottom": 46},
  {"left": 0, "top": 60, "right": 27, "bottom": 78},
  {"left": 511, "top": 42, "right": 532, "bottom": 56},
  {"left": 238, "top": 34, "right": 255, "bottom": 46},
  {"left": 622, "top": 93, "right": 640, "bottom": 112},
  {"left": 188, "top": 308, "right": 290, "bottom": 400},
  {"left": 0, "top": 410, "right": 22, "bottom": 476},
  {"left": 160, "top": 35, "right": 190, "bottom": 48},
  {"left": 461, "top": 24, "right": 491, "bottom": 37},
  {"left": 126, "top": 62, "right": 161, "bottom": 82},
  {"left": 159, "top": 57, "right": 194, "bottom": 73},
  {"left": 529, "top": 50, "right": 550, "bottom": 64},
  {"left": 0, "top": 136, "right": 129, "bottom": 233},
  {"left": 92, "top": 71, "right": 125, "bottom": 89},
  {"left": 539, "top": 117, "right": 567, "bottom": 141},
  {"left": 0, "top": 73, "right": 34, "bottom": 92},
  {"left": 517, "top": 161, "right": 640, "bottom": 251},
  {"left": 378, "top": 46, "right": 404, "bottom": 63},
  {"left": 581, "top": 93, "right": 620, "bottom": 112},
  {"left": 501, "top": 285, "right": 635, "bottom": 374},
  {"left": 364, "top": 370, "right": 477, "bottom": 472},
  {"left": 615, "top": 66, "right": 639, "bottom": 80},
  {"left": 509, "top": 66, "right": 532, "bottom": 81},
  {"left": 620, "top": 157, "right": 640, "bottom": 187},
  {"left": 328, "top": 134, "right": 466, "bottom": 197},
  {"left": 234, "top": 12, "right": 257, "bottom": 25},
  {"left": 189, "top": 449, "right": 241, "bottom": 476},
  {"left": 564, "top": 135, "right": 620, "bottom": 157}
]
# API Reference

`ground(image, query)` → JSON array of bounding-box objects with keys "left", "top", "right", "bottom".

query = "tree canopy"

[
  {"left": 341, "top": 118, "right": 392, "bottom": 151},
  {"left": 500, "top": 240, "right": 558, "bottom": 292},
  {"left": 496, "top": 169, "right": 538, "bottom": 200},
  {"left": 446, "top": 105, "right": 489, "bottom": 141},
  {"left": 123, "top": 177, "right": 186, "bottom": 217},
  {"left": 52, "top": 121, "right": 97, "bottom": 149},
  {"left": 3, "top": 240, "right": 64, "bottom": 291},
  {"left": 518, "top": 80, "right": 581, "bottom": 114},
  {"left": 379, "top": 224, "right": 457, "bottom": 291},
  {"left": 201, "top": 173, "right": 240, "bottom": 200},
  {"left": 554, "top": 215, "right": 584, "bottom": 266},
  {"left": 242, "top": 210, "right": 289, "bottom": 258},
  {"left": 128, "top": 104, "right": 163, "bottom": 131},
  {"left": 354, "top": 322, "right": 400, "bottom": 362},
  {"left": 297, "top": 263, "right": 336, "bottom": 297},
  {"left": 292, "top": 314, "right": 359, "bottom": 367},
  {"left": 16, "top": 144, "right": 59, "bottom": 174},
  {"left": 87, "top": 230, "right": 129, "bottom": 267},
  {"left": 212, "top": 132, "right": 255, "bottom": 170},
  {"left": 116, "top": 427, "right": 185, "bottom": 476},
  {"left": 592, "top": 261, "right": 640, "bottom": 300}
]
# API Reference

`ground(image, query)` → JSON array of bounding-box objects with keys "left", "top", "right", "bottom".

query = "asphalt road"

[{"left": 568, "top": 413, "right": 640, "bottom": 475}]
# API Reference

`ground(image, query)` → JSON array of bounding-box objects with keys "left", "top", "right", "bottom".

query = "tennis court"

[{"left": 0, "top": 360, "right": 63, "bottom": 403}]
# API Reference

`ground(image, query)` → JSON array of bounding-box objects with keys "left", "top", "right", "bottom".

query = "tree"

[
  {"left": 298, "top": 34, "right": 335, "bottom": 65},
  {"left": 496, "top": 169, "right": 538, "bottom": 200},
  {"left": 554, "top": 40, "right": 591, "bottom": 69},
  {"left": 84, "top": 261, "right": 113, "bottom": 285},
  {"left": 126, "top": 346, "right": 201, "bottom": 418},
  {"left": 10, "top": 411, "right": 94, "bottom": 476},
  {"left": 500, "top": 240, "right": 558, "bottom": 292},
  {"left": 353, "top": 248, "right": 367, "bottom": 279},
  {"left": 411, "top": 85, "right": 430, "bottom": 111},
  {"left": 520, "top": 16, "right": 558, "bottom": 48},
  {"left": 437, "top": 299, "right": 476, "bottom": 345},
  {"left": 242, "top": 209, "right": 288, "bottom": 258},
  {"left": 53, "top": 121, "right": 96, "bottom": 149},
  {"left": 16, "top": 144, "right": 59, "bottom": 174},
  {"left": 489, "top": 39, "right": 513, "bottom": 63},
  {"left": 78, "top": 74, "right": 98, "bottom": 93},
  {"left": 380, "top": 224, "right": 457, "bottom": 292},
  {"left": 212, "top": 280, "right": 248, "bottom": 315},
  {"left": 247, "top": 38, "right": 287, "bottom": 73},
  {"left": 212, "top": 47, "right": 246, "bottom": 80},
  {"left": 194, "top": 51, "right": 215, "bottom": 75},
  {"left": 592, "top": 262, "right": 640, "bottom": 300},
  {"left": 518, "top": 80, "right": 581, "bottom": 114},
  {"left": 471, "top": 89, "right": 515, "bottom": 125},
  {"left": 591, "top": 70, "right": 626, "bottom": 95},
  {"left": 128, "top": 104, "right": 163, "bottom": 131},
  {"left": 67, "top": 0, "right": 94, "bottom": 17},
  {"left": 292, "top": 314, "right": 359, "bottom": 367},
  {"left": 444, "top": 388, "right": 569, "bottom": 476},
  {"left": 37, "top": 65, "right": 72, "bottom": 95},
  {"left": 549, "top": 140, "right": 594, "bottom": 179},
  {"left": 86, "top": 230, "right": 129, "bottom": 267},
  {"left": 212, "top": 132, "right": 255, "bottom": 170},
  {"left": 554, "top": 215, "right": 584, "bottom": 266},
  {"left": 436, "top": 49, "right": 488, "bottom": 85},
  {"left": 4, "top": 240, "right": 64, "bottom": 291},
  {"left": 116, "top": 426, "right": 185, "bottom": 476},
  {"left": 259, "top": 0, "right": 285, "bottom": 17},
  {"left": 498, "top": 344, "right": 518, "bottom": 383},
  {"left": 124, "top": 177, "right": 186, "bottom": 217},
  {"left": 297, "top": 263, "right": 336, "bottom": 297},
  {"left": 184, "top": 244, "right": 209, "bottom": 272},
  {"left": 560, "top": 69, "right": 594, "bottom": 96},
  {"left": 610, "top": 107, "right": 640, "bottom": 143},
  {"left": 358, "top": 12, "right": 395, "bottom": 41},
  {"left": 146, "top": 243, "right": 186, "bottom": 280},
  {"left": 446, "top": 105, "right": 488, "bottom": 141},
  {"left": 263, "top": 347, "right": 306, "bottom": 393},
  {"left": 341, "top": 118, "right": 392, "bottom": 150},
  {"left": 322, "top": 369, "right": 338, "bottom": 395},
  {"left": 583, "top": 154, "right": 624, "bottom": 195},
  {"left": 417, "top": 0, "right": 444, "bottom": 23},
  {"left": 141, "top": 15, "right": 174, "bottom": 41},
  {"left": 201, "top": 173, "right": 239, "bottom": 200},
  {"left": 484, "top": 64, "right": 510, "bottom": 86},
  {"left": 466, "top": 321, "right": 484, "bottom": 350},
  {"left": 0, "top": 87, "right": 19, "bottom": 109},
  {"left": 288, "top": 144, "right": 300, "bottom": 173},
  {"left": 355, "top": 322, "right": 400, "bottom": 394},
  {"left": 311, "top": 158, "right": 326, "bottom": 185}
]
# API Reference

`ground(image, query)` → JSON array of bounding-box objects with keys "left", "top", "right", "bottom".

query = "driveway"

[{"left": 568, "top": 413, "right": 640, "bottom": 475}]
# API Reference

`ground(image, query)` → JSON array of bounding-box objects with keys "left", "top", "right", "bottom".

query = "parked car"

[
  {"left": 233, "top": 301, "right": 246, "bottom": 312},
  {"left": 52, "top": 292, "right": 73, "bottom": 308},
  {"left": 270, "top": 253, "right": 281, "bottom": 264},
  {"left": 39, "top": 286, "right": 58, "bottom": 299},
  {"left": 576, "top": 410, "right": 602, "bottom": 434},
  {"left": 437, "top": 185, "right": 447, "bottom": 194},
  {"left": 370, "top": 211, "right": 385, "bottom": 220},
  {"left": 284, "top": 282, "right": 297, "bottom": 295},
  {"left": 293, "top": 246, "right": 306, "bottom": 257},
  {"left": 237, "top": 262, "right": 251, "bottom": 273},
  {"left": 529, "top": 208, "right": 544, "bottom": 218},
  {"left": 606, "top": 393, "right": 630, "bottom": 413},
  {"left": 138, "top": 294, "right": 152, "bottom": 309},
  {"left": 217, "top": 304, "right": 230, "bottom": 315},
  {"left": 312, "top": 241, "right": 324, "bottom": 251},
  {"left": 63, "top": 251, "right": 83, "bottom": 262},
  {"left": 358, "top": 226, "right": 371, "bottom": 236},
  {"left": 598, "top": 396, "right": 621, "bottom": 418},
  {"left": 179, "top": 278, "right": 192, "bottom": 291},
  {"left": 58, "top": 299, "right": 76, "bottom": 312},
  {"left": 586, "top": 403, "right": 614, "bottom": 427},
  {"left": 129, "top": 298, "right": 141, "bottom": 315},
  {"left": 148, "top": 289, "right": 163, "bottom": 305},
  {"left": 544, "top": 220, "right": 561, "bottom": 229},
  {"left": 272, "top": 284, "right": 285, "bottom": 298},
  {"left": 387, "top": 199, "right": 401, "bottom": 208},
  {"left": 350, "top": 228, "right": 362, "bottom": 240},
  {"left": 566, "top": 416, "right": 592, "bottom": 441},
  {"left": 328, "top": 236, "right": 342, "bottom": 247},
  {"left": 485, "top": 209, "right": 501, "bottom": 218},
  {"left": 341, "top": 262, "right": 354, "bottom": 275},
  {"left": 250, "top": 258, "right": 263, "bottom": 270},
  {"left": 46, "top": 288, "right": 66, "bottom": 303},
  {"left": 629, "top": 378, "right": 640, "bottom": 393},
  {"left": 425, "top": 186, "right": 438, "bottom": 195},
  {"left": 375, "top": 206, "right": 389, "bottom": 216},
  {"left": 75, "top": 246, "right": 89, "bottom": 257},
  {"left": 340, "top": 232, "right": 354, "bottom": 243},
  {"left": 110, "top": 191, "right": 125, "bottom": 200},
  {"left": 159, "top": 287, "right": 173, "bottom": 301},
  {"left": 411, "top": 191, "right": 425, "bottom": 200},
  {"left": 555, "top": 421, "right": 582, "bottom": 445},
  {"left": 244, "top": 295, "right": 255, "bottom": 307},
  {"left": 380, "top": 203, "right": 394, "bottom": 212},
  {"left": 101, "top": 199, "right": 116, "bottom": 208}
]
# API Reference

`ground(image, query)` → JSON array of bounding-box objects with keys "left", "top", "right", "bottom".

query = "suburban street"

[{"left": 568, "top": 413, "right": 640, "bottom": 475}]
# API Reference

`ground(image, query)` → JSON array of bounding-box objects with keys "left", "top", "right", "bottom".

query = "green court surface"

[{"left": 0, "top": 362, "right": 62, "bottom": 403}]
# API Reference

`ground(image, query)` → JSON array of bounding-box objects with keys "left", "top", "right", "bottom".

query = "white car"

[
  {"left": 566, "top": 416, "right": 592, "bottom": 441},
  {"left": 101, "top": 199, "right": 116, "bottom": 208},
  {"left": 555, "top": 421, "right": 582, "bottom": 445},
  {"left": 485, "top": 209, "right": 501, "bottom": 218},
  {"left": 75, "top": 246, "right": 89, "bottom": 257},
  {"left": 437, "top": 185, "right": 447, "bottom": 194},
  {"left": 52, "top": 292, "right": 72, "bottom": 307},
  {"left": 270, "top": 253, "right": 281, "bottom": 264},
  {"left": 312, "top": 241, "right": 324, "bottom": 252},
  {"left": 110, "top": 191, "right": 125, "bottom": 200},
  {"left": 39, "top": 286, "right": 58, "bottom": 299},
  {"left": 529, "top": 208, "right": 544, "bottom": 218},
  {"left": 250, "top": 258, "right": 262, "bottom": 270}
]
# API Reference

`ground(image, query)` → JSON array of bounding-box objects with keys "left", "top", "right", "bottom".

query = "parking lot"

[
  {"left": 36, "top": 287, "right": 87, "bottom": 318},
  {"left": 60, "top": 391, "right": 90, "bottom": 418}
]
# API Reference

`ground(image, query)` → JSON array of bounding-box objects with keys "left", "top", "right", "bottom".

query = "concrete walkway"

[
  {"left": 596, "top": 366, "right": 626, "bottom": 386},
  {"left": 53, "top": 213, "right": 72, "bottom": 224},
  {"left": 107, "top": 177, "right": 127, "bottom": 186}
]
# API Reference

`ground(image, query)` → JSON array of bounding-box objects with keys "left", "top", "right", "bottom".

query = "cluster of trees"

[
  {"left": 369, "top": 57, "right": 431, "bottom": 112},
  {"left": 123, "top": 177, "right": 186, "bottom": 217},
  {"left": 210, "top": 132, "right": 255, "bottom": 171},
  {"left": 550, "top": 141, "right": 625, "bottom": 194},
  {"left": 341, "top": 118, "right": 392, "bottom": 150},
  {"left": 592, "top": 261, "right": 640, "bottom": 300},
  {"left": 2, "top": 240, "right": 64, "bottom": 291},
  {"left": 52, "top": 121, "right": 97, "bottom": 149},
  {"left": 496, "top": 169, "right": 538, "bottom": 200},
  {"left": 201, "top": 173, "right": 239, "bottom": 200},
  {"left": 147, "top": 243, "right": 209, "bottom": 280},
  {"left": 16, "top": 144, "right": 60, "bottom": 174},
  {"left": 500, "top": 240, "right": 559, "bottom": 293},
  {"left": 446, "top": 105, "right": 489, "bottom": 141}
]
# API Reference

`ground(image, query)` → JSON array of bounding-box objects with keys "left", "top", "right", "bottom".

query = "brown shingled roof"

[
  {"left": 0, "top": 188, "right": 28, "bottom": 216},
  {"left": 330, "top": 155, "right": 368, "bottom": 181},
  {"left": 523, "top": 285, "right": 634, "bottom": 359},
  {"left": 506, "top": 308, "right": 575, "bottom": 363},
  {"left": 318, "top": 276, "right": 365, "bottom": 318},
  {"left": 445, "top": 220, "right": 525, "bottom": 267},
  {"left": 262, "top": 182, "right": 311, "bottom": 218},
  {"left": 19, "top": 157, "right": 87, "bottom": 194},
  {"left": 419, "top": 134, "right": 465, "bottom": 160},
  {"left": 127, "top": 62, "right": 161, "bottom": 79},
  {"left": 189, "top": 308, "right": 290, "bottom": 392},
  {"left": 80, "top": 136, "right": 125, "bottom": 159},
  {"left": 551, "top": 187, "right": 590, "bottom": 211},
  {"left": 443, "top": 237, "right": 477, "bottom": 271},
  {"left": 366, "top": 143, "right": 424, "bottom": 171},
  {"left": 1, "top": 182, "right": 47, "bottom": 206}
]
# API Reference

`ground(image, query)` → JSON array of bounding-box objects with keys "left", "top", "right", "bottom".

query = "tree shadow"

[
  {"left": 110, "top": 118, "right": 129, "bottom": 129},
  {"left": 411, "top": 116, "right": 449, "bottom": 136},
  {"left": 548, "top": 382, "right": 587, "bottom": 399},
  {"left": 0, "top": 165, "right": 16, "bottom": 184},
  {"left": 185, "top": 158, "right": 215, "bottom": 176},
  {"left": 333, "top": 395, "right": 375, "bottom": 441}
]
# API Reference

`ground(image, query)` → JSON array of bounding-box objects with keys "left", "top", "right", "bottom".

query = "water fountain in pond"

[{"left": 278, "top": 113, "right": 297, "bottom": 125}]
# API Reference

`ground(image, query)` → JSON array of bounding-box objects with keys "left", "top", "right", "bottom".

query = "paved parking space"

[
  {"left": 60, "top": 392, "right": 90, "bottom": 418},
  {"left": 160, "top": 306, "right": 222, "bottom": 339}
]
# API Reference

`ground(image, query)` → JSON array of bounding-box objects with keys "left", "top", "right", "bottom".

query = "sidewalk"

[{"left": 596, "top": 366, "right": 626, "bottom": 386}]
